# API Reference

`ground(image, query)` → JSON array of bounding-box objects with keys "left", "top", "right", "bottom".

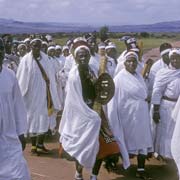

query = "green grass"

[{"left": 54, "top": 37, "right": 179, "bottom": 55}]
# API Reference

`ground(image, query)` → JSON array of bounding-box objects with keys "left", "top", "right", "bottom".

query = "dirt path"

[
  {"left": 24, "top": 137, "right": 177, "bottom": 180},
  {"left": 144, "top": 40, "right": 180, "bottom": 60}
]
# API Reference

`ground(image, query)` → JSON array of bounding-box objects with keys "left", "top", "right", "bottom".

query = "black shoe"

[
  {"left": 36, "top": 145, "right": 50, "bottom": 154},
  {"left": 136, "top": 170, "right": 153, "bottom": 180}
]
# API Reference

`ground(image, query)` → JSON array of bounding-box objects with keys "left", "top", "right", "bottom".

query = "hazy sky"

[{"left": 0, "top": 0, "right": 179, "bottom": 25}]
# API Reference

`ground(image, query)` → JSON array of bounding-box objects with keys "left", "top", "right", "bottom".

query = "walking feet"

[
  {"left": 31, "top": 144, "right": 50, "bottom": 155},
  {"left": 136, "top": 170, "right": 153, "bottom": 180},
  {"left": 74, "top": 172, "right": 84, "bottom": 180}
]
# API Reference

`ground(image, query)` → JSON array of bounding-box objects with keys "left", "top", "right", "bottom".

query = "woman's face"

[
  {"left": 124, "top": 56, "right": 138, "bottom": 74},
  {"left": 170, "top": 53, "right": 180, "bottom": 69}
]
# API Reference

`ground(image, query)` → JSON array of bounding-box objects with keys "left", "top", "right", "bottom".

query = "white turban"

[
  {"left": 47, "top": 46, "right": 55, "bottom": 52},
  {"left": 74, "top": 45, "right": 90, "bottom": 57},
  {"left": 169, "top": 48, "right": 180, "bottom": 58},
  {"left": 105, "top": 43, "right": 116, "bottom": 50},
  {"left": 62, "top": 46, "right": 69, "bottom": 51},
  {"left": 124, "top": 51, "right": 139, "bottom": 61},
  {"left": 55, "top": 45, "right": 62, "bottom": 50},
  {"left": 30, "top": 38, "right": 42, "bottom": 45}
]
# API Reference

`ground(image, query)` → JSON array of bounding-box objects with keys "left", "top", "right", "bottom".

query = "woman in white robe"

[{"left": 108, "top": 51, "right": 153, "bottom": 179}]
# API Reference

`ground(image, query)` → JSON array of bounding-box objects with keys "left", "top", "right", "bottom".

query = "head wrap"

[
  {"left": 30, "top": 38, "right": 42, "bottom": 45},
  {"left": 62, "top": 46, "right": 69, "bottom": 51},
  {"left": 124, "top": 51, "right": 139, "bottom": 61},
  {"left": 47, "top": 46, "right": 55, "bottom": 52},
  {"left": 17, "top": 43, "right": 27, "bottom": 49},
  {"left": 24, "top": 38, "right": 31, "bottom": 43},
  {"left": 72, "top": 37, "right": 90, "bottom": 57},
  {"left": 105, "top": 42, "right": 116, "bottom": 50},
  {"left": 169, "top": 48, "right": 180, "bottom": 58},
  {"left": 55, "top": 45, "right": 62, "bottom": 50},
  {"left": 160, "top": 43, "right": 172, "bottom": 56}
]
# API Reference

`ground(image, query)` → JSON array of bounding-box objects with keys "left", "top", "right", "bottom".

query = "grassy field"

[{"left": 55, "top": 36, "right": 180, "bottom": 55}]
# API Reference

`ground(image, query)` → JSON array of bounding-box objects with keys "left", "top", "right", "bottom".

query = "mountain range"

[{"left": 0, "top": 18, "right": 180, "bottom": 34}]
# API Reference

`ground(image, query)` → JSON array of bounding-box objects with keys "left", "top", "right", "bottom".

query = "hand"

[
  {"left": 153, "top": 111, "right": 160, "bottom": 124},
  {"left": 18, "top": 134, "right": 26, "bottom": 151}
]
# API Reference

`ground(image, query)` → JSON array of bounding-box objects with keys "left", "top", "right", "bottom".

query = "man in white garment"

[
  {"left": 59, "top": 38, "right": 101, "bottom": 180},
  {"left": 171, "top": 96, "right": 180, "bottom": 180},
  {"left": 55, "top": 45, "right": 66, "bottom": 67},
  {"left": 2, "top": 34, "right": 19, "bottom": 73},
  {"left": 17, "top": 43, "right": 27, "bottom": 61},
  {"left": 148, "top": 43, "right": 172, "bottom": 96},
  {"left": 0, "top": 38, "right": 30, "bottom": 180},
  {"left": 108, "top": 51, "right": 153, "bottom": 179},
  {"left": 105, "top": 42, "right": 118, "bottom": 65},
  {"left": 152, "top": 48, "right": 180, "bottom": 165},
  {"left": 17, "top": 38, "right": 61, "bottom": 155}
]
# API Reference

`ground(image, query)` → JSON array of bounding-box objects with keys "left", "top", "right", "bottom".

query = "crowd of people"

[{"left": 0, "top": 33, "right": 180, "bottom": 180}]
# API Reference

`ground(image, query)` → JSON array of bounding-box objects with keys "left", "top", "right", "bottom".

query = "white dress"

[
  {"left": 0, "top": 67, "right": 30, "bottom": 180},
  {"left": 152, "top": 68, "right": 180, "bottom": 158},
  {"left": 108, "top": 69, "right": 153, "bottom": 169}
]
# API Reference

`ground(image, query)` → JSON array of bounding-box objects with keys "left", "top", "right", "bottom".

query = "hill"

[{"left": 0, "top": 18, "right": 180, "bottom": 34}]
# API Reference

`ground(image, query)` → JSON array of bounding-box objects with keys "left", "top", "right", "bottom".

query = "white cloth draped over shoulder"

[
  {"left": 114, "top": 52, "right": 144, "bottom": 77},
  {"left": 171, "top": 96, "right": 180, "bottom": 179},
  {"left": 59, "top": 65, "right": 101, "bottom": 169},
  {"left": 147, "top": 58, "right": 168, "bottom": 97},
  {"left": 0, "top": 67, "right": 30, "bottom": 179},
  {"left": 151, "top": 68, "right": 180, "bottom": 158},
  {"left": 151, "top": 68, "right": 180, "bottom": 104},
  {"left": 108, "top": 69, "right": 153, "bottom": 169},
  {"left": 16, "top": 51, "right": 61, "bottom": 134}
]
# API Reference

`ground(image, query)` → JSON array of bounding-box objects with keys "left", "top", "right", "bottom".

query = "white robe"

[
  {"left": 148, "top": 58, "right": 168, "bottom": 96},
  {"left": 16, "top": 51, "right": 61, "bottom": 135},
  {"left": 89, "top": 53, "right": 116, "bottom": 78},
  {"left": 171, "top": 96, "right": 180, "bottom": 179},
  {"left": 108, "top": 69, "right": 153, "bottom": 169},
  {"left": 151, "top": 68, "right": 180, "bottom": 158},
  {"left": 59, "top": 65, "right": 101, "bottom": 169},
  {"left": 0, "top": 67, "right": 30, "bottom": 180}
]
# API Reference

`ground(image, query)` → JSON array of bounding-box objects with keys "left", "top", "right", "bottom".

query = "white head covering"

[
  {"left": 105, "top": 42, "right": 116, "bottom": 50},
  {"left": 24, "top": 38, "right": 30, "bottom": 43},
  {"left": 42, "top": 41, "right": 48, "bottom": 46},
  {"left": 169, "top": 48, "right": 180, "bottom": 58},
  {"left": 74, "top": 45, "right": 90, "bottom": 57},
  {"left": 62, "top": 46, "right": 69, "bottom": 52},
  {"left": 47, "top": 46, "right": 55, "bottom": 52},
  {"left": 55, "top": 45, "right": 62, "bottom": 50},
  {"left": 30, "top": 38, "right": 42, "bottom": 45},
  {"left": 17, "top": 43, "right": 27, "bottom": 49},
  {"left": 124, "top": 51, "right": 139, "bottom": 61}
]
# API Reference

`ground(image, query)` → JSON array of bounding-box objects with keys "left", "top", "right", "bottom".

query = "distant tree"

[
  {"left": 140, "top": 32, "right": 150, "bottom": 38},
  {"left": 99, "top": 26, "right": 109, "bottom": 42}
]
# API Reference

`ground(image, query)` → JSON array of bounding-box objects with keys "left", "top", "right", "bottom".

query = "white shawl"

[
  {"left": 151, "top": 68, "right": 180, "bottom": 104},
  {"left": 59, "top": 65, "right": 101, "bottom": 169}
]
